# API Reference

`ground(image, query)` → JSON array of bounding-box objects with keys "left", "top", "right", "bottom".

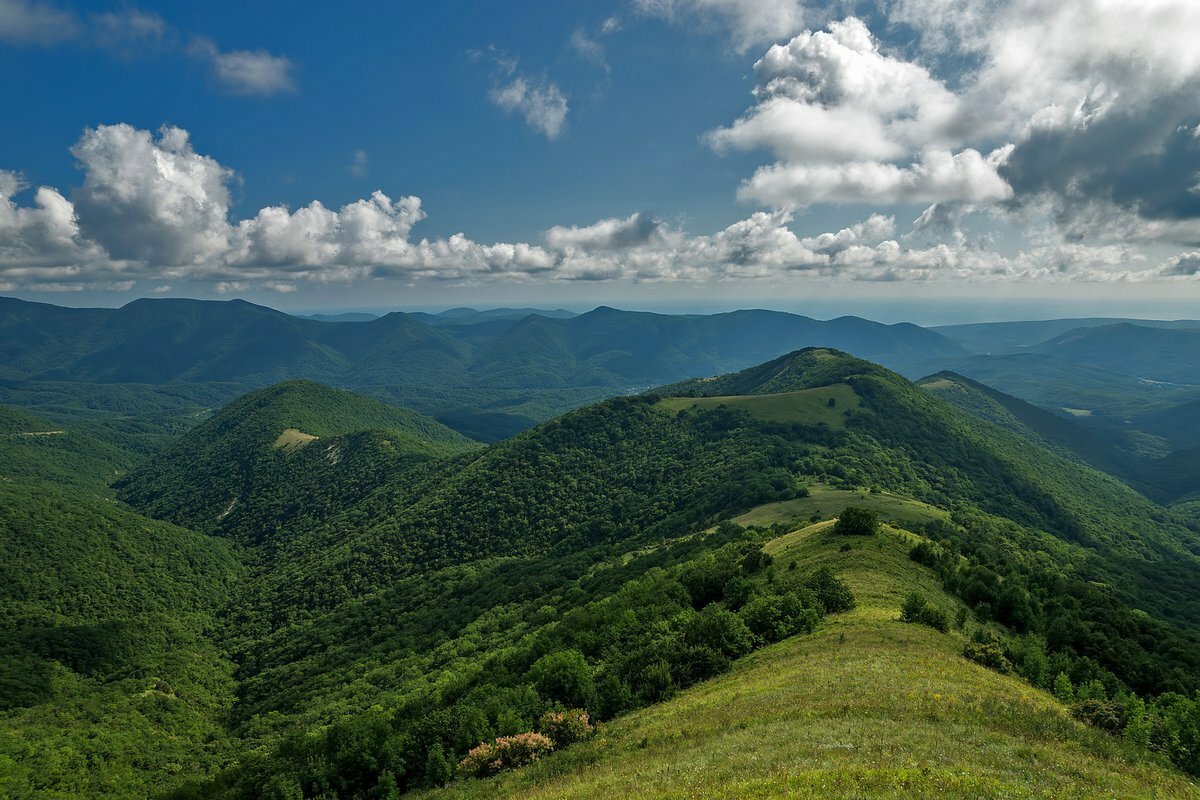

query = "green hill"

[
  {"left": 115, "top": 380, "right": 479, "bottom": 539},
  {"left": 0, "top": 405, "right": 136, "bottom": 489},
  {"left": 12, "top": 348, "right": 1200, "bottom": 798},
  {"left": 1032, "top": 323, "right": 1200, "bottom": 385},
  {"left": 917, "top": 372, "right": 1132, "bottom": 476}
]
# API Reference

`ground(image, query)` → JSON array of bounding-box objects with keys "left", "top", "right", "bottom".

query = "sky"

[{"left": 2, "top": 0, "right": 1200, "bottom": 321}]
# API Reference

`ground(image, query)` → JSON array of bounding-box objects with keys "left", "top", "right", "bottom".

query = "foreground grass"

[{"left": 420, "top": 515, "right": 1198, "bottom": 799}]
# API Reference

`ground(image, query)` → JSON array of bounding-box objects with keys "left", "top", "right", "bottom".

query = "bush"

[
  {"left": 834, "top": 506, "right": 878, "bottom": 536},
  {"left": 537, "top": 709, "right": 593, "bottom": 747},
  {"left": 803, "top": 566, "right": 856, "bottom": 613},
  {"left": 458, "top": 732, "right": 554, "bottom": 778},
  {"left": 423, "top": 743, "right": 454, "bottom": 788},
  {"left": 1072, "top": 698, "right": 1126, "bottom": 733},
  {"left": 740, "top": 592, "right": 820, "bottom": 644},
  {"left": 683, "top": 604, "right": 752, "bottom": 660},
  {"left": 529, "top": 650, "right": 595, "bottom": 709},
  {"left": 900, "top": 592, "right": 949, "bottom": 632},
  {"left": 963, "top": 641, "right": 1012, "bottom": 673}
]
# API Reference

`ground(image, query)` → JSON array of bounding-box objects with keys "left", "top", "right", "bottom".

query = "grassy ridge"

[
  {"left": 656, "top": 383, "right": 861, "bottom": 428},
  {"left": 420, "top": 517, "right": 1197, "bottom": 799}
]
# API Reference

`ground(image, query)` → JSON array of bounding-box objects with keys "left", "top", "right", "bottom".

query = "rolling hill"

[
  {"left": 114, "top": 380, "right": 479, "bottom": 539},
  {"left": 916, "top": 372, "right": 1132, "bottom": 476},
  {"left": 9, "top": 350, "right": 1200, "bottom": 798},
  {"left": 933, "top": 317, "right": 1200, "bottom": 354},
  {"left": 1031, "top": 323, "right": 1200, "bottom": 385},
  {"left": 0, "top": 297, "right": 974, "bottom": 441},
  {"left": 419, "top": 517, "right": 1199, "bottom": 800}
]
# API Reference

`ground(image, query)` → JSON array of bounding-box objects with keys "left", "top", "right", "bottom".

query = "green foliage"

[
  {"left": 963, "top": 641, "right": 1013, "bottom": 674},
  {"left": 798, "top": 566, "right": 856, "bottom": 614},
  {"left": 900, "top": 592, "right": 950, "bottom": 632},
  {"left": 834, "top": 505, "right": 879, "bottom": 536},
  {"left": 530, "top": 650, "right": 595, "bottom": 710},
  {"left": 424, "top": 743, "right": 454, "bottom": 788}
]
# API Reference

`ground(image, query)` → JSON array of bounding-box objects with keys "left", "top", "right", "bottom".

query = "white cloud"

[
  {"left": 546, "top": 213, "right": 663, "bottom": 250},
  {"left": 632, "top": 0, "right": 810, "bottom": 51},
  {"left": 708, "top": 18, "right": 1005, "bottom": 208},
  {"left": 70, "top": 124, "right": 236, "bottom": 265},
  {"left": 0, "top": 122, "right": 1193, "bottom": 293},
  {"left": 348, "top": 149, "right": 369, "bottom": 177},
  {"left": 801, "top": 214, "right": 895, "bottom": 254},
  {"left": 1160, "top": 251, "right": 1200, "bottom": 277},
  {"left": 0, "top": 0, "right": 79, "bottom": 44},
  {"left": 490, "top": 76, "right": 569, "bottom": 139},
  {"left": 0, "top": 170, "right": 102, "bottom": 269},
  {"left": 739, "top": 146, "right": 1013, "bottom": 207},
  {"left": 190, "top": 37, "right": 295, "bottom": 95},
  {"left": 571, "top": 16, "right": 622, "bottom": 71}
]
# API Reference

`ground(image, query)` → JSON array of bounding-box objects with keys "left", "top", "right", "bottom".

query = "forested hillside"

[{"left": 6, "top": 347, "right": 1200, "bottom": 798}]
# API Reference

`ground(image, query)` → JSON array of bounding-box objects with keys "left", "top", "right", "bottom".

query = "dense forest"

[{"left": 4, "top": 338, "right": 1200, "bottom": 798}]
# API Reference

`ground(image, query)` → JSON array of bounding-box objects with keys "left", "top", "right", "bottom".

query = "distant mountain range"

[
  {"left": 4, "top": 296, "right": 1199, "bottom": 449},
  {"left": 0, "top": 297, "right": 967, "bottom": 389}
]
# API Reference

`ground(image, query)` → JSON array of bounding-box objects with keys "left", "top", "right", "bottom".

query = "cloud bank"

[{"left": 5, "top": 1, "right": 1200, "bottom": 293}]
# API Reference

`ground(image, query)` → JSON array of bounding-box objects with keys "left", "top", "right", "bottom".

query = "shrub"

[
  {"left": 900, "top": 592, "right": 950, "bottom": 632},
  {"left": 537, "top": 709, "right": 593, "bottom": 747},
  {"left": 1072, "top": 698, "right": 1126, "bottom": 733},
  {"left": 834, "top": 506, "right": 878, "bottom": 536},
  {"left": 804, "top": 566, "right": 856, "bottom": 613},
  {"left": 423, "top": 744, "right": 454, "bottom": 788},
  {"left": 529, "top": 650, "right": 595, "bottom": 709},
  {"left": 963, "top": 641, "right": 1013, "bottom": 673},
  {"left": 1053, "top": 671, "right": 1075, "bottom": 702},
  {"left": 683, "top": 604, "right": 752, "bottom": 659},
  {"left": 458, "top": 732, "right": 554, "bottom": 778},
  {"left": 740, "top": 592, "right": 821, "bottom": 644}
]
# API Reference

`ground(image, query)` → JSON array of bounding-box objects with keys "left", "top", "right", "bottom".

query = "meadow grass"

[
  {"left": 735, "top": 484, "right": 947, "bottom": 530},
  {"left": 656, "top": 384, "right": 862, "bottom": 429}
]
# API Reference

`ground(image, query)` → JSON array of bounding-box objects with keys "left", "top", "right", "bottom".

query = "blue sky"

[{"left": 2, "top": 0, "right": 1200, "bottom": 320}]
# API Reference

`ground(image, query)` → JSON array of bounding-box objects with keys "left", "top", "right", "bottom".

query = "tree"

[
  {"left": 424, "top": 744, "right": 454, "bottom": 788},
  {"left": 834, "top": 506, "right": 878, "bottom": 536},
  {"left": 529, "top": 650, "right": 595, "bottom": 709}
]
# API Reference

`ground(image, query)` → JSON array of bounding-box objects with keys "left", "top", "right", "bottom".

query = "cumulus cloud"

[
  {"left": 886, "top": 0, "right": 1200, "bottom": 240},
  {"left": 708, "top": 18, "right": 1005, "bottom": 208},
  {"left": 1160, "top": 251, "right": 1200, "bottom": 277},
  {"left": 189, "top": 37, "right": 295, "bottom": 95},
  {"left": 70, "top": 124, "right": 236, "bottom": 265},
  {"left": 0, "top": 170, "right": 102, "bottom": 269},
  {"left": 632, "top": 0, "right": 810, "bottom": 51},
  {"left": 0, "top": 121, "right": 1192, "bottom": 293},
  {"left": 546, "top": 213, "right": 663, "bottom": 250},
  {"left": 740, "top": 146, "right": 1014, "bottom": 207},
  {"left": 489, "top": 76, "right": 569, "bottom": 139}
]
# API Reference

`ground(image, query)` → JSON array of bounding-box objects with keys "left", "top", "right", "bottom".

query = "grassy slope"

[
  {"left": 657, "top": 383, "right": 861, "bottom": 428},
  {"left": 421, "top": 504, "right": 1196, "bottom": 799}
]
